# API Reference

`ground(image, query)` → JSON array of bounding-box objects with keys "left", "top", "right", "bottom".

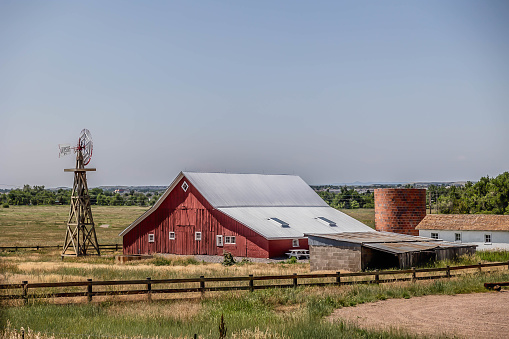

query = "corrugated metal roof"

[
  {"left": 306, "top": 232, "right": 476, "bottom": 255},
  {"left": 363, "top": 241, "right": 472, "bottom": 254},
  {"left": 184, "top": 172, "right": 328, "bottom": 208},
  {"left": 305, "top": 232, "right": 438, "bottom": 244},
  {"left": 218, "top": 207, "right": 375, "bottom": 239},
  {"left": 416, "top": 214, "right": 509, "bottom": 231}
]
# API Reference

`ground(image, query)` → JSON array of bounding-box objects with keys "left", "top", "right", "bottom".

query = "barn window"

[
  {"left": 269, "top": 218, "right": 289, "bottom": 227},
  {"left": 430, "top": 233, "right": 439, "bottom": 240},
  {"left": 169, "top": 232, "right": 175, "bottom": 240},
  {"left": 216, "top": 235, "right": 223, "bottom": 246},
  {"left": 292, "top": 239, "right": 299, "bottom": 247},
  {"left": 225, "top": 236, "right": 236, "bottom": 244},
  {"left": 182, "top": 181, "right": 189, "bottom": 192},
  {"left": 195, "top": 232, "right": 202, "bottom": 241},
  {"left": 317, "top": 217, "right": 336, "bottom": 227},
  {"left": 148, "top": 234, "right": 155, "bottom": 243},
  {"left": 485, "top": 234, "right": 492, "bottom": 244},
  {"left": 455, "top": 233, "right": 461, "bottom": 242}
]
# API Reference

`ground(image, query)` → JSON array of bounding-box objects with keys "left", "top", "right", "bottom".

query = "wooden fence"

[
  {"left": 0, "top": 244, "right": 122, "bottom": 251},
  {"left": 1, "top": 261, "right": 508, "bottom": 304}
]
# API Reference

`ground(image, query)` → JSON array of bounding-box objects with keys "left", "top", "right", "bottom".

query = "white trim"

[
  {"left": 148, "top": 234, "right": 155, "bottom": 243},
  {"left": 169, "top": 232, "right": 175, "bottom": 240},
  {"left": 195, "top": 232, "right": 202, "bottom": 241},
  {"left": 484, "top": 233, "right": 492, "bottom": 244},
  {"left": 119, "top": 172, "right": 185, "bottom": 237},
  {"left": 182, "top": 181, "right": 189, "bottom": 192},
  {"left": 292, "top": 239, "right": 299, "bottom": 247},
  {"left": 225, "top": 236, "right": 236, "bottom": 244},
  {"left": 217, "top": 235, "right": 223, "bottom": 246}
]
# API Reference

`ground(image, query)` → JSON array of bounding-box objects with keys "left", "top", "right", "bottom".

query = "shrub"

[
  {"left": 222, "top": 251, "right": 236, "bottom": 266},
  {"left": 2, "top": 203, "right": 9, "bottom": 208}
]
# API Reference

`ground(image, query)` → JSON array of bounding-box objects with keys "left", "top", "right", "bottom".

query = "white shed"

[{"left": 416, "top": 215, "right": 509, "bottom": 250}]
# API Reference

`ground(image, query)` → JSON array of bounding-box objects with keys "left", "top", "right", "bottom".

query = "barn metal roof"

[
  {"left": 219, "top": 207, "right": 375, "bottom": 239},
  {"left": 363, "top": 241, "right": 472, "bottom": 254},
  {"left": 184, "top": 172, "right": 328, "bottom": 208},
  {"left": 120, "top": 172, "right": 371, "bottom": 238}
]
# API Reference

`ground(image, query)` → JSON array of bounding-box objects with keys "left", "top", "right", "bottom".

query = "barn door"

[{"left": 175, "top": 207, "right": 196, "bottom": 255}]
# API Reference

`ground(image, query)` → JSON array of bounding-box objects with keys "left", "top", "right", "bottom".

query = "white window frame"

[
  {"left": 484, "top": 234, "right": 492, "bottom": 244},
  {"left": 169, "top": 232, "right": 175, "bottom": 240},
  {"left": 195, "top": 232, "right": 202, "bottom": 241},
  {"left": 292, "top": 239, "right": 299, "bottom": 247},
  {"left": 430, "top": 233, "right": 439, "bottom": 240},
  {"left": 216, "top": 235, "right": 223, "bottom": 247},
  {"left": 455, "top": 233, "right": 461, "bottom": 242},
  {"left": 148, "top": 234, "right": 155, "bottom": 243},
  {"left": 225, "top": 236, "right": 236, "bottom": 244}
]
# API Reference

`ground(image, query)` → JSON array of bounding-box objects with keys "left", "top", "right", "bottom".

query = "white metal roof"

[
  {"left": 120, "top": 171, "right": 372, "bottom": 238},
  {"left": 184, "top": 172, "right": 328, "bottom": 208},
  {"left": 218, "top": 206, "right": 374, "bottom": 239}
]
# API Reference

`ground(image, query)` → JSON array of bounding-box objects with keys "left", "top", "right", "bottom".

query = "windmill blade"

[{"left": 59, "top": 144, "right": 72, "bottom": 158}]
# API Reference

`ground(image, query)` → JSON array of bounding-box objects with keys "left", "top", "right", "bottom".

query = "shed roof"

[
  {"left": 306, "top": 232, "right": 476, "bottom": 255},
  {"left": 183, "top": 172, "right": 328, "bottom": 208},
  {"left": 416, "top": 214, "right": 509, "bottom": 231},
  {"left": 220, "top": 207, "right": 374, "bottom": 239}
]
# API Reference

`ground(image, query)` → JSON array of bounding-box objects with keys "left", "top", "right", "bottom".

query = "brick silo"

[{"left": 374, "top": 188, "right": 426, "bottom": 236}]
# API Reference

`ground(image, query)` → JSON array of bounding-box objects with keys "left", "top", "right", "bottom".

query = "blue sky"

[{"left": 1, "top": 1, "right": 508, "bottom": 187}]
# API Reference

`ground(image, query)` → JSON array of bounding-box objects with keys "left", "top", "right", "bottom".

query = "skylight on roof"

[
  {"left": 317, "top": 217, "right": 337, "bottom": 227},
  {"left": 269, "top": 217, "right": 290, "bottom": 227}
]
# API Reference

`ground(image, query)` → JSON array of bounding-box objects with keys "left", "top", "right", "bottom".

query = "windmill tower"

[{"left": 61, "top": 129, "right": 100, "bottom": 257}]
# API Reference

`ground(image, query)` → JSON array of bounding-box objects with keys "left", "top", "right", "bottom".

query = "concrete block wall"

[
  {"left": 309, "top": 244, "right": 361, "bottom": 272},
  {"left": 375, "top": 188, "right": 426, "bottom": 236}
]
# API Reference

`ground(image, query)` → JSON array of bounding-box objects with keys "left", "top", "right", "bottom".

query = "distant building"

[{"left": 416, "top": 215, "right": 509, "bottom": 250}]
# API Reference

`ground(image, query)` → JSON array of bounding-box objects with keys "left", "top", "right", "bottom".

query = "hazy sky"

[{"left": 1, "top": 1, "right": 508, "bottom": 188}]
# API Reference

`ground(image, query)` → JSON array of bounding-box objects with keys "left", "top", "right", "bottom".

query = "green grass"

[
  {"left": 0, "top": 205, "right": 148, "bottom": 246},
  {"left": 339, "top": 208, "right": 375, "bottom": 228},
  {"left": 3, "top": 271, "right": 509, "bottom": 338}
]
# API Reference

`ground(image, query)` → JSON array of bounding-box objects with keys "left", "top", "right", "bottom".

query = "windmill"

[{"left": 60, "top": 129, "right": 100, "bottom": 257}]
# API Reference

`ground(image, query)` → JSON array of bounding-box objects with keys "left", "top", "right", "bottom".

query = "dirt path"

[{"left": 328, "top": 291, "right": 509, "bottom": 338}]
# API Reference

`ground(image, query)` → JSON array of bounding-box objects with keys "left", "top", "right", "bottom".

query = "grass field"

[
  {"left": 339, "top": 208, "right": 375, "bottom": 229},
  {"left": 2, "top": 206, "right": 509, "bottom": 338},
  {"left": 0, "top": 205, "right": 148, "bottom": 246}
]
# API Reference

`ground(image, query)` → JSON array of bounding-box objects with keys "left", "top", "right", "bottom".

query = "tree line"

[
  {"left": 0, "top": 185, "right": 161, "bottom": 207},
  {"left": 317, "top": 187, "right": 375, "bottom": 209},
  {"left": 428, "top": 172, "right": 509, "bottom": 214}
]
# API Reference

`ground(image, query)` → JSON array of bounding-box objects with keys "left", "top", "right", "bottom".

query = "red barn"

[{"left": 119, "top": 172, "right": 373, "bottom": 258}]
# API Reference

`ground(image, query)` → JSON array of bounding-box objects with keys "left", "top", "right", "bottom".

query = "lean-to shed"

[
  {"left": 306, "top": 232, "right": 476, "bottom": 271},
  {"left": 119, "top": 172, "right": 374, "bottom": 258}
]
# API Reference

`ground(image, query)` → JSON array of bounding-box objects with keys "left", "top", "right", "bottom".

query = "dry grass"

[
  {"left": 339, "top": 208, "right": 375, "bottom": 228},
  {"left": 0, "top": 205, "right": 148, "bottom": 246}
]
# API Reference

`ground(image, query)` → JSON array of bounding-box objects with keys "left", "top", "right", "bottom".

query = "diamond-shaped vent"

[{"left": 182, "top": 181, "right": 189, "bottom": 192}]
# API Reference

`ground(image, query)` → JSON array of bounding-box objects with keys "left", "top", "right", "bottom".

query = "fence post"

[
  {"left": 147, "top": 277, "right": 152, "bottom": 302},
  {"left": 200, "top": 276, "right": 205, "bottom": 298},
  {"left": 249, "top": 274, "right": 254, "bottom": 292},
  {"left": 412, "top": 267, "right": 416, "bottom": 282},
  {"left": 478, "top": 262, "right": 482, "bottom": 273},
  {"left": 374, "top": 270, "right": 380, "bottom": 284},
  {"left": 36, "top": 245, "right": 39, "bottom": 251},
  {"left": 507, "top": 260, "right": 509, "bottom": 271},
  {"left": 22, "top": 281, "right": 28, "bottom": 305},
  {"left": 336, "top": 272, "right": 341, "bottom": 286},
  {"left": 446, "top": 265, "right": 451, "bottom": 278},
  {"left": 21, "top": 329, "right": 24, "bottom": 339},
  {"left": 116, "top": 244, "right": 119, "bottom": 251},
  {"left": 87, "top": 279, "right": 93, "bottom": 302},
  {"left": 293, "top": 273, "right": 298, "bottom": 288}
]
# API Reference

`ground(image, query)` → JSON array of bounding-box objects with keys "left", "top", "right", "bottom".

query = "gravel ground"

[
  {"left": 328, "top": 290, "right": 509, "bottom": 339},
  {"left": 158, "top": 253, "right": 309, "bottom": 264}
]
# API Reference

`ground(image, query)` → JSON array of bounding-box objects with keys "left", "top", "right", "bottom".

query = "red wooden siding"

[{"left": 123, "top": 176, "right": 273, "bottom": 258}]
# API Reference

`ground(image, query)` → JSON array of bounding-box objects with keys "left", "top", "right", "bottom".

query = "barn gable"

[{"left": 120, "top": 172, "right": 374, "bottom": 258}]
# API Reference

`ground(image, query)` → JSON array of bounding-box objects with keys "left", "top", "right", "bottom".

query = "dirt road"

[{"left": 328, "top": 291, "right": 509, "bottom": 338}]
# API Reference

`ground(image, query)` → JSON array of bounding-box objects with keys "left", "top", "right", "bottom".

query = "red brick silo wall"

[{"left": 374, "top": 189, "right": 426, "bottom": 236}]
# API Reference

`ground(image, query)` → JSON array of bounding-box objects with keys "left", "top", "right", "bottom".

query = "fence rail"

[
  {"left": 1, "top": 261, "right": 508, "bottom": 304},
  {"left": 0, "top": 244, "right": 122, "bottom": 251}
]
